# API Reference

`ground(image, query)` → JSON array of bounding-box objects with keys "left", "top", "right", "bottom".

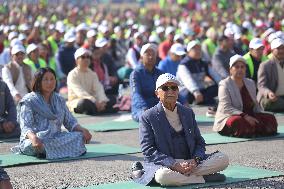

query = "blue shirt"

[
  {"left": 157, "top": 55, "right": 180, "bottom": 76},
  {"left": 130, "top": 64, "right": 164, "bottom": 122}
]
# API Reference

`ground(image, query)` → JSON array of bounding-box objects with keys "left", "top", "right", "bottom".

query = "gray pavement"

[{"left": 1, "top": 106, "right": 284, "bottom": 189}]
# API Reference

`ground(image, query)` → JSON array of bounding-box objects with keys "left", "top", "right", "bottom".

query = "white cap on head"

[
  {"left": 10, "top": 38, "right": 22, "bottom": 47},
  {"left": 8, "top": 31, "right": 18, "bottom": 41},
  {"left": 229, "top": 54, "right": 246, "bottom": 68},
  {"left": 275, "top": 31, "right": 284, "bottom": 40},
  {"left": 76, "top": 23, "right": 89, "bottom": 32},
  {"left": 156, "top": 26, "right": 165, "bottom": 34},
  {"left": 270, "top": 38, "right": 284, "bottom": 50},
  {"left": 249, "top": 38, "right": 264, "bottom": 49},
  {"left": 95, "top": 38, "right": 108, "bottom": 48},
  {"left": 18, "top": 33, "right": 27, "bottom": 41},
  {"left": 140, "top": 43, "right": 157, "bottom": 56},
  {"left": 74, "top": 47, "right": 91, "bottom": 60},
  {"left": 148, "top": 35, "right": 159, "bottom": 44},
  {"left": 174, "top": 34, "right": 183, "bottom": 41},
  {"left": 26, "top": 43, "right": 38, "bottom": 54},
  {"left": 165, "top": 26, "right": 175, "bottom": 36},
  {"left": 87, "top": 30, "right": 97, "bottom": 38},
  {"left": 138, "top": 25, "right": 147, "bottom": 33},
  {"left": 114, "top": 26, "right": 121, "bottom": 33},
  {"left": 155, "top": 73, "right": 180, "bottom": 90},
  {"left": 11, "top": 45, "right": 25, "bottom": 55},
  {"left": 224, "top": 27, "right": 234, "bottom": 38},
  {"left": 19, "top": 23, "right": 30, "bottom": 31},
  {"left": 262, "top": 28, "right": 275, "bottom": 39},
  {"left": 170, "top": 43, "right": 186, "bottom": 56},
  {"left": 64, "top": 32, "right": 76, "bottom": 43},
  {"left": 268, "top": 33, "right": 277, "bottom": 43},
  {"left": 99, "top": 25, "right": 109, "bottom": 34},
  {"left": 55, "top": 23, "right": 65, "bottom": 33},
  {"left": 186, "top": 40, "right": 200, "bottom": 52},
  {"left": 133, "top": 32, "right": 142, "bottom": 39},
  {"left": 132, "top": 24, "right": 139, "bottom": 30}
]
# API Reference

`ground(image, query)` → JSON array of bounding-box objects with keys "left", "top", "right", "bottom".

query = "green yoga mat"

[
  {"left": 70, "top": 165, "right": 283, "bottom": 189},
  {"left": 195, "top": 115, "right": 214, "bottom": 123},
  {"left": 73, "top": 113, "right": 92, "bottom": 118},
  {"left": 0, "top": 144, "right": 140, "bottom": 168},
  {"left": 82, "top": 115, "right": 213, "bottom": 132},
  {"left": 82, "top": 120, "right": 138, "bottom": 131},
  {"left": 204, "top": 126, "right": 284, "bottom": 145}
]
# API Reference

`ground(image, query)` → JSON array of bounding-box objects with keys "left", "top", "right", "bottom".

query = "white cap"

[
  {"left": 155, "top": 73, "right": 180, "bottom": 90},
  {"left": 268, "top": 33, "right": 277, "bottom": 43},
  {"left": 126, "top": 19, "right": 134, "bottom": 26},
  {"left": 275, "top": 31, "right": 284, "bottom": 40},
  {"left": 271, "top": 38, "right": 284, "bottom": 50},
  {"left": 19, "top": 23, "right": 30, "bottom": 31},
  {"left": 10, "top": 38, "right": 22, "bottom": 47},
  {"left": 64, "top": 32, "right": 76, "bottom": 43},
  {"left": 90, "top": 22, "right": 98, "bottom": 29},
  {"left": 224, "top": 28, "right": 234, "bottom": 38},
  {"left": 186, "top": 40, "right": 200, "bottom": 52},
  {"left": 76, "top": 23, "right": 89, "bottom": 32},
  {"left": 114, "top": 26, "right": 121, "bottom": 33},
  {"left": 234, "top": 33, "right": 242, "bottom": 40},
  {"left": 138, "top": 25, "right": 147, "bottom": 33},
  {"left": 11, "top": 45, "right": 25, "bottom": 55},
  {"left": 132, "top": 24, "right": 139, "bottom": 30},
  {"left": 34, "top": 21, "right": 40, "bottom": 27},
  {"left": 10, "top": 25, "right": 16, "bottom": 31},
  {"left": 170, "top": 43, "right": 186, "bottom": 56},
  {"left": 87, "top": 30, "right": 97, "bottom": 38},
  {"left": 156, "top": 26, "right": 165, "bottom": 34},
  {"left": 165, "top": 26, "right": 175, "bottom": 36},
  {"left": 174, "top": 34, "right": 183, "bottom": 41},
  {"left": 74, "top": 47, "right": 91, "bottom": 60},
  {"left": 181, "top": 26, "right": 194, "bottom": 36},
  {"left": 99, "top": 25, "right": 109, "bottom": 34},
  {"left": 133, "top": 32, "right": 142, "bottom": 39},
  {"left": 242, "top": 21, "right": 252, "bottom": 30},
  {"left": 229, "top": 54, "right": 246, "bottom": 68},
  {"left": 140, "top": 43, "right": 157, "bottom": 56},
  {"left": 18, "top": 33, "right": 27, "bottom": 41},
  {"left": 148, "top": 35, "right": 160, "bottom": 44},
  {"left": 26, "top": 43, "right": 38, "bottom": 54},
  {"left": 249, "top": 38, "right": 264, "bottom": 49},
  {"left": 262, "top": 28, "right": 275, "bottom": 39},
  {"left": 95, "top": 38, "right": 108, "bottom": 48},
  {"left": 8, "top": 31, "right": 18, "bottom": 41},
  {"left": 55, "top": 22, "right": 65, "bottom": 33}
]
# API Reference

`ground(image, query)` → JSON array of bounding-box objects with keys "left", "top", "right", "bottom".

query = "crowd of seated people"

[{"left": 0, "top": 1, "right": 284, "bottom": 187}]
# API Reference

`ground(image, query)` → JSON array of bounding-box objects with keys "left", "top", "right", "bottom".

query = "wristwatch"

[{"left": 194, "top": 156, "right": 202, "bottom": 165}]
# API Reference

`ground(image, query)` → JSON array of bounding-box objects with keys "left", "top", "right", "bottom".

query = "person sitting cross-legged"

[
  {"left": 0, "top": 79, "right": 20, "bottom": 139},
  {"left": 132, "top": 73, "right": 229, "bottom": 186},
  {"left": 213, "top": 55, "right": 278, "bottom": 137},
  {"left": 12, "top": 67, "right": 92, "bottom": 159},
  {"left": 67, "top": 47, "right": 118, "bottom": 115}
]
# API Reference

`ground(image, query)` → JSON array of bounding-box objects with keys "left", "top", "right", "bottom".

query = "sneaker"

[
  {"left": 203, "top": 173, "right": 226, "bottom": 182},
  {"left": 131, "top": 161, "right": 144, "bottom": 179},
  {"left": 206, "top": 106, "right": 217, "bottom": 118}
]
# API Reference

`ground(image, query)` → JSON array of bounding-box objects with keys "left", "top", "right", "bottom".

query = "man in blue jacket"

[{"left": 132, "top": 73, "right": 229, "bottom": 186}]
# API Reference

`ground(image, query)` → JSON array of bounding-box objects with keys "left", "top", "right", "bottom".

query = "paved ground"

[{"left": 1, "top": 106, "right": 284, "bottom": 189}]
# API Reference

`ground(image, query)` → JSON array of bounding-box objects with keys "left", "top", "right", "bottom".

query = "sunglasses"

[
  {"left": 160, "top": 86, "right": 178, "bottom": 92},
  {"left": 81, "top": 55, "right": 90, "bottom": 59}
]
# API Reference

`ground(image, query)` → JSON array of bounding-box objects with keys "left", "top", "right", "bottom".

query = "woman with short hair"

[{"left": 213, "top": 55, "right": 278, "bottom": 137}]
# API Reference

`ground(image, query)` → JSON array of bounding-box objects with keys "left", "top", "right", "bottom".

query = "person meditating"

[
  {"left": 12, "top": 67, "right": 92, "bottom": 159},
  {"left": 132, "top": 73, "right": 229, "bottom": 186},
  {"left": 213, "top": 55, "right": 278, "bottom": 137}
]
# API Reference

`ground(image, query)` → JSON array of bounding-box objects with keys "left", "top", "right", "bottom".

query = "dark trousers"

[
  {"left": 74, "top": 95, "right": 118, "bottom": 115},
  {"left": 219, "top": 113, "right": 278, "bottom": 138},
  {"left": 180, "top": 85, "right": 218, "bottom": 105}
]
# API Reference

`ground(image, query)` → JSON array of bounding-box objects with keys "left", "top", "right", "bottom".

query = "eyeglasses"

[
  {"left": 160, "top": 86, "right": 178, "bottom": 92},
  {"left": 81, "top": 55, "right": 90, "bottom": 59}
]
